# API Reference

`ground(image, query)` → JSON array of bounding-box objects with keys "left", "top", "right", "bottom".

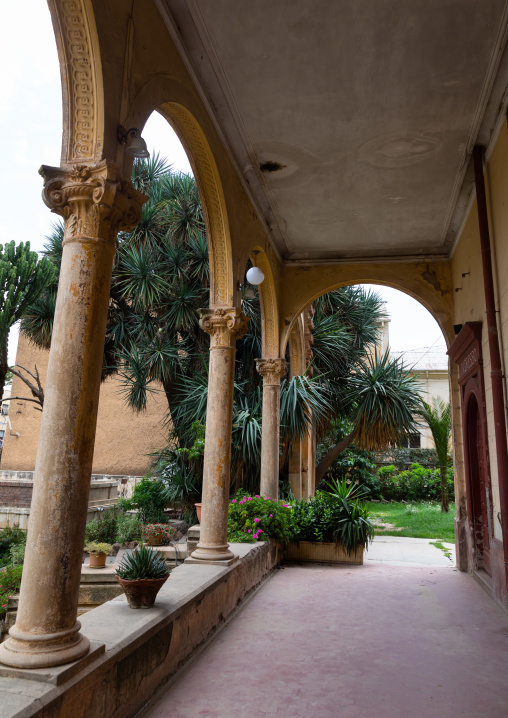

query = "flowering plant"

[
  {"left": 227, "top": 493, "right": 292, "bottom": 543},
  {"left": 0, "top": 565, "right": 22, "bottom": 620},
  {"left": 141, "top": 523, "right": 175, "bottom": 546}
]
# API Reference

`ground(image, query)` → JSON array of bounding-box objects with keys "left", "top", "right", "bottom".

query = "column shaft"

[
  {"left": 256, "top": 359, "right": 287, "bottom": 499},
  {"left": 191, "top": 307, "right": 248, "bottom": 562},
  {"left": 0, "top": 162, "right": 144, "bottom": 668}
]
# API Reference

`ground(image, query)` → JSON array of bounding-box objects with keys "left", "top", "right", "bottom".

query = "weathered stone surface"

[{"left": 0, "top": 542, "right": 281, "bottom": 717}]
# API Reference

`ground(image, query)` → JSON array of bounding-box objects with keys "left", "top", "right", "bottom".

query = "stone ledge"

[{"left": 0, "top": 541, "right": 281, "bottom": 718}]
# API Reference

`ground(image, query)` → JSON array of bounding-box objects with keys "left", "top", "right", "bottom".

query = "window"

[
  {"left": 0, "top": 429, "right": 4, "bottom": 448},
  {"left": 409, "top": 433, "right": 421, "bottom": 449},
  {"left": 1, "top": 403, "right": 9, "bottom": 416}
]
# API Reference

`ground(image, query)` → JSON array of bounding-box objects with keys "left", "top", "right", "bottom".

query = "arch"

[
  {"left": 47, "top": 0, "right": 104, "bottom": 165},
  {"left": 288, "top": 314, "right": 306, "bottom": 377},
  {"left": 153, "top": 103, "right": 235, "bottom": 308},
  {"left": 280, "top": 262, "right": 454, "bottom": 356},
  {"left": 251, "top": 247, "right": 279, "bottom": 358}
]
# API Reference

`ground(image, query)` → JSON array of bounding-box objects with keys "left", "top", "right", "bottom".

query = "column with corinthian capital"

[
  {"left": 189, "top": 307, "right": 249, "bottom": 563},
  {"left": 0, "top": 161, "right": 145, "bottom": 669},
  {"left": 256, "top": 358, "right": 287, "bottom": 499}
]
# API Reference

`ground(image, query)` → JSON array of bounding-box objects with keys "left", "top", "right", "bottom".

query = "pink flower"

[
  {"left": 255, "top": 495, "right": 260, "bottom": 499},
  {"left": 283, "top": 504, "right": 288, "bottom": 507},
  {"left": 258, "top": 529, "right": 263, "bottom": 533},
  {"left": 269, "top": 514, "right": 273, "bottom": 518},
  {"left": 254, "top": 518, "right": 260, "bottom": 523},
  {"left": 247, "top": 529, "right": 252, "bottom": 533},
  {"left": 232, "top": 499, "right": 236, "bottom": 503},
  {"left": 265, "top": 496, "right": 271, "bottom": 500},
  {"left": 248, "top": 497, "right": 252, "bottom": 501},
  {"left": 243, "top": 496, "right": 247, "bottom": 501},
  {"left": 239, "top": 500, "right": 244, "bottom": 505}
]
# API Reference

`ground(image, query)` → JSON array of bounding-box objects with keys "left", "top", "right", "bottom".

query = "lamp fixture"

[
  {"left": 245, "top": 251, "right": 265, "bottom": 286},
  {"left": 117, "top": 126, "right": 150, "bottom": 159}
]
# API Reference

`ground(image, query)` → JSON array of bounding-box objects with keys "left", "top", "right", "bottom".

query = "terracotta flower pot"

[
  {"left": 116, "top": 575, "right": 169, "bottom": 609},
  {"left": 89, "top": 552, "right": 107, "bottom": 569},
  {"left": 195, "top": 503, "right": 202, "bottom": 523}
]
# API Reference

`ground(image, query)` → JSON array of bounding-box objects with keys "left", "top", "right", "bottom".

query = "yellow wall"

[
  {"left": 451, "top": 120, "right": 508, "bottom": 544},
  {"left": 1, "top": 334, "right": 169, "bottom": 475}
]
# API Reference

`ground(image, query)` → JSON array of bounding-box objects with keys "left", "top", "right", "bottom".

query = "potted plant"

[
  {"left": 140, "top": 522, "right": 175, "bottom": 546},
  {"left": 85, "top": 542, "right": 113, "bottom": 569},
  {"left": 115, "top": 545, "right": 170, "bottom": 608},
  {"left": 285, "top": 480, "right": 374, "bottom": 565}
]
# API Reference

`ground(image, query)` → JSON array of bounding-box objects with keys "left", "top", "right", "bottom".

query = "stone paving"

[{"left": 141, "top": 552, "right": 508, "bottom": 718}]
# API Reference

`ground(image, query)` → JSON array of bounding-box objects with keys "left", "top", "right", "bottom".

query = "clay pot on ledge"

[
  {"left": 195, "top": 503, "right": 202, "bottom": 523},
  {"left": 89, "top": 552, "right": 107, "bottom": 569},
  {"left": 116, "top": 576, "right": 169, "bottom": 609}
]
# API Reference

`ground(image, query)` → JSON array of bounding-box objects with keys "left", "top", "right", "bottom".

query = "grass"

[{"left": 365, "top": 501, "right": 456, "bottom": 542}]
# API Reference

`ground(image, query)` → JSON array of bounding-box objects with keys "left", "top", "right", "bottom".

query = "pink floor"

[{"left": 142, "top": 563, "right": 508, "bottom": 717}]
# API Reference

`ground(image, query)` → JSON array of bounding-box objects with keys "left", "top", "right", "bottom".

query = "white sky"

[{"left": 1, "top": 1, "right": 443, "bottom": 366}]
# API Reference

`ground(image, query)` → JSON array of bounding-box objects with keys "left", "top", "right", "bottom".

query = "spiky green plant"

[
  {"left": 418, "top": 398, "right": 452, "bottom": 512},
  {"left": 115, "top": 545, "right": 169, "bottom": 580},
  {"left": 0, "top": 241, "right": 56, "bottom": 401}
]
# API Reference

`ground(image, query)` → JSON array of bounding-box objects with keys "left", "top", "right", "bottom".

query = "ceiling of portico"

[{"left": 159, "top": 0, "right": 508, "bottom": 262}]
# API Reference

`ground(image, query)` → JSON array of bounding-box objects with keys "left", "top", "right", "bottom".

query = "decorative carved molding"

[
  {"left": 40, "top": 161, "right": 146, "bottom": 244},
  {"left": 303, "top": 305, "right": 315, "bottom": 376},
  {"left": 255, "top": 358, "right": 288, "bottom": 386},
  {"left": 199, "top": 307, "right": 249, "bottom": 349},
  {"left": 163, "top": 103, "right": 233, "bottom": 306},
  {"left": 255, "top": 250, "right": 278, "bottom": 358},
  {"left": 50, "top": 0, "right": 102, "bottom": 163}
]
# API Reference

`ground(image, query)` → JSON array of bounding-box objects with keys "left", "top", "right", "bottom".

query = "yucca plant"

[
  {"left": 334, "top": 499, "right": 375, "bottom": 556},
  {"left": 116, "top": 545, "right": 169, "bottom": 580}
]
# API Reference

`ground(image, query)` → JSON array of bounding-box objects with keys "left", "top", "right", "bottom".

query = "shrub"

[
  {"left": 321, "top": 446, "right": 382, "bottom": 499},
  {"left": 116, "top": 546, "right": 169, "bottom": 580},
  {"left": 10, "top": 539, "right": 26, "bottom": 565},
  {"left": 116, "top": 513, "right": 142, "bottom": 544},
  {"left": 84, "top": 542, "right": 113, "bottom": 556},
  {"left": 289, "top": 480, "right": 374, "bottom": 555},
  {"left": 227, "top": 493, "right": 292, "bottom": 543},
  {"left": 84, "top": 509, "right": 118, "bottom": 544},
  {"left": 0, "top": 526, "right": 26, "bottom": 568},
  {"left": 377, "top": 463, "right": 454, "bottom": 502},
  {"left": 0, "top": 564, "right": 23, "bottom": 619},
  {"left": 118, "top": 477, "right": 168, "bottom": 524}
]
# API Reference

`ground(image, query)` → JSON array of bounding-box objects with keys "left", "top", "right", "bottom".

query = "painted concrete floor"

[{"left": 141, "top": 560, "right": 508, "bottom": 718}]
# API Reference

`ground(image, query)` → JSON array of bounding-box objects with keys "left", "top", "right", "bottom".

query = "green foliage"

[
  {"left": 377, "top": 462, "right": 455, "bottom": 502},
  {"left": 289, "top": 485, "right": 374, "bottom": 554},
  {"left": 0, "top": 240, "right": 56, "bottom": 400},
  {"left": 418, "top": 397, "right": 452, "bottom": 512},
  {"left": 116, "top": 545, "right": 169, "bottom": 580},
  {"left": 227, "top": 493, "right": 292, "bottom": 543},
  {"left": 84, "top": 542, "right": 113, "bottom": 555},
  {"left": 115, "top": 514, "right": 142, "bottom": 544},
  {"left": 140, "top": 523, "right": 176, "bottom": 544},
  {"left": 0, "top": 526, "right": 26, "bottom": 568},
  {"left": 9, "top": 538, "right": 26, "bottom": 565},
  {"left": 317, "top": 425, "right": 381, "bottom": 498},
  {"left": 0, "top": 564, "right": 23, "bottom": 618},
  {"left": 84, "top": 509, "right": 118, "bottom": 544},
  {"left": 118, "top": 478, "right": 168, "bottom": 524}
]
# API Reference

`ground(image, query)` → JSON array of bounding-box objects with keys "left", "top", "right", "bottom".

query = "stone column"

[
  {"left": 256, "top": 358, "right": 287, "bottom": 499},
  {"left": 190, "top": 307, "right": 249, "bottom": 563},
  {"left": 0, "top": 162, "right": 144, "bottom": 669}
]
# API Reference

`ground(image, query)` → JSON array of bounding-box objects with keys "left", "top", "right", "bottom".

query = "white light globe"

[{"left": 246, "top": 266, "right": 265, "bottom": 285}]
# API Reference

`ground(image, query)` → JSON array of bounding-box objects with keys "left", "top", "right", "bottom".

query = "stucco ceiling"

[{"left": 159, "top": 0, "right": 508, "bottom": 262}]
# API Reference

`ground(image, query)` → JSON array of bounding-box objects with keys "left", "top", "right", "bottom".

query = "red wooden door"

[{"left": 466, "top": 395, "right": 491, "bottom": 575}]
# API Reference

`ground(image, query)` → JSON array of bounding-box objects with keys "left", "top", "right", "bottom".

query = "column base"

[
  {"left": 188, "top": 542, "right": 236, "bottom": 563},
  {"left": 0, "top": 621, "right": 90, "bottom": 669}
]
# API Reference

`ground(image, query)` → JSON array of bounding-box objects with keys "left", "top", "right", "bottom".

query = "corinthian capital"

[
  {"left": 255, "top": 358, "right": 288, "bottom": 386},
  {"left": 199, "top": 307, "right": 249, "bottom": 349},
  {"left": 39, "top": 160, "right": 146, "bottom": 244}
]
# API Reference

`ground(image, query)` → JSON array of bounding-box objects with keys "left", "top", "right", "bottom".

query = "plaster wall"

[{"left": 0, "top": 334, "right": 168, "bottom": 475}]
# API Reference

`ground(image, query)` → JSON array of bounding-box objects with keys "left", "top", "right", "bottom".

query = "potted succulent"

[
  {"left": 115, "top": 545, "right": 170, "bottom": 608},
  {"left": 85, "top": 542, "right": 113, "bottom": 569}
]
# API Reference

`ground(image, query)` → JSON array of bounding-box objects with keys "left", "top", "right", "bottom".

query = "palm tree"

[{"left": 419, "top": 398, "right": 451, "bottom": 512}]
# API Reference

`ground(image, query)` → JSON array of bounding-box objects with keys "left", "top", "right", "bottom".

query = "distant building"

[
  {"left": 391, "top": 344, "right": 449, "bottom": 449},
  {"left": 0, "top": 385, "right": 11, "bottom": 457}
]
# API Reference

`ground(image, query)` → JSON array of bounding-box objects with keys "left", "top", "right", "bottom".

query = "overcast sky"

[{"left": 1, "top": 1, "right": 444, "bottom": 365}]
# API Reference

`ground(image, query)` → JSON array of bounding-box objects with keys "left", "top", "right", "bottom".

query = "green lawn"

[{"left": 365, "top": 501, "right": 456, "bottom": 542}]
